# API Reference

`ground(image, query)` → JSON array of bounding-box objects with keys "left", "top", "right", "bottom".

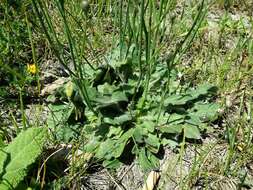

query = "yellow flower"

[{"left": 27, "top": 64, "right": 36, "bottom": 74}]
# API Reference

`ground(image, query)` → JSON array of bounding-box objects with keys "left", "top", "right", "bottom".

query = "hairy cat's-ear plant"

[{"left": 31, "top": 0, "right": 220, "bottom": 174}]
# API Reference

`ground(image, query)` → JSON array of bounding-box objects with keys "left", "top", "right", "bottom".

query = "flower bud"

[{"left": 81, "top": 0, "right": 90, "bottom": 12}]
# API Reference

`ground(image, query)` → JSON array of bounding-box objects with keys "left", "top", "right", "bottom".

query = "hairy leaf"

[
  {"left": 138, "top": 149, "right": 159, "bottom": 171},
  {"left": 145, "top": 133, "right": 160, "bottom": 154},
  {"left": 183, "top": 125, "right": 201, "bottom": 139},
  {"left": 0, "top": 127, "right": 47, "bottom": 189}
]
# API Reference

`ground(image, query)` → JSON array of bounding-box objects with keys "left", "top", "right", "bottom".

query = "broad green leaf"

[
  {"left": 117, "top": 59, "right": 133, "bottom": 81},
  {"left": 138, "top": 149, "right": 154, "bottom": 171},
  {"left": 82, "top": 84, "right": 98, "bottom": 102},
  {"left": 111, "top": 91, "right": 128, "bottom": 102},
  {"left": 107, "top": 127, "right": 123, "bottom": 138},
  {"left": 0, "top": 149, "right": 7, "bottom": 177},
  {"left": 188, "top": 103, "right": 220, "bottom": 122},
  {"left": 164, "top": 94, "right": 194, "bottom": 106},
  {"left": 0, "top": 132, "right": 5, "bottom": 148},
  {"left": 145, "top": 134, "right": 160, "bottom": 154},
  {"left": 164, "top": 84, "right": 218, "bottom": 107},
  {"left": 167, "top": 113, "right": 185, "bottom": 125},
  {"left": 189, "top": 84, "right": 218, "bottom": 99},
  {"left": 111, "top": 140, "right": 127, "bottom": 158},
  {"left": 104, "top": 113, "right": 132, "bottom": 125},
  {"left": 119, "top": 83, "right": 135, "bottom": 97},
  {"left": 84, "top": 135, "right": 101, "bottom": 153},
  {"left": 95, "top": 91, "right": 128, "bottom": 107},
  {"left": 97, "top": 83, "right": 117, "bottom": 95},
  {"left": 150, "top": 66, "right": 178, "bottom": 92},
  {"left": 0, "top": 127, "right": 47, "bottom": 189},
  {"left": 133, "top": 126, "right": 148, "bottom": 143},
  {"left": 186, "top": 114, "right": 202, "bottom": 125},
  {"left": 95, "top": 139, "right": 115, "bottom": 159},
  {"left": 47, "top": 104, "right": 69, "bottom": 129},
  {"left": 95, "top": 130, "right": 132, "bottom": 160},
  {"left": 55, "top": 124, "right": 81, "bottom": 143},
  {"left": 120, "top": 128, "right": 134, "bottom": 140},
  {"left": 46, "top": 94, "right": 57, "bottom": 102},
  {"left": 183, "top": 125, "right": 201, "bottom": 139},
  {"left": 149, "top": 66, "right": 167, "bottom": 89},
  {"left": 146, "top": 150, "right": 160, "bottom": 170},
  {"left": 103, "top": 117, "right": 116, "bottom": 125},
  {"left": 141, "top": 121, "right": 155, "bottom": 133},
  {"left": 161, "top": 139, "right": 178, "bottom": 148},
  {"left": 103, "top": 159, "right": 121, "bottom": 169},
  {"left": 138, "top": 149, "right": 159, "bottom": 171},
  {"left": 159, "top": 125, "right": 183, "bottom": 134},
  {"left": 114, "top": 113, "right": 132, "bottom": 125},
  {"left": 109, "top": 129, "right": 134, "bottom": 158}
]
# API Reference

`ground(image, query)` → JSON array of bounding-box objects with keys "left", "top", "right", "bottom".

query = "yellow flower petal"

[{"left": 27, "top": 64, "right": 36, "bottom": 74}]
